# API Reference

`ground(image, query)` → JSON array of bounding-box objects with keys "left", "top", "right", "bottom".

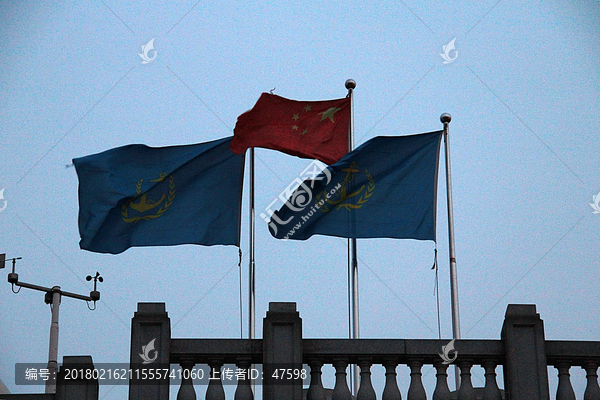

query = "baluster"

[
  {"left": 432, "top": 361, "right": 451, "bottom": 400},
  {"left": 356, "top": 358, "right": 376, "bottom": 400},
  {"left": 382, "top": 358, "right": 401, "bottom": 400},
  {"left": 206, "top": 359, "right": 225, "bottom": 400},
  {"left": 332, "top": 359, "right": 352, "bottom": 400},
  {"left": 234, "top": 358, "right": 253, "bottom": 400},
  {"left": 177, "top": 357, "right": 197, "bottom": 400},
  {"left": 307, "top": 359, "right": 327, "bottom": 400},
  {"left": 457, "top": 361, "right": 475, "bottom": 400},
  {"left": 406, "top": 359, "right": 426, "bottom": 400},
  {"left": 556, "top": 362, "right": 576, "bottom": 400},
  {"left": 583, "top": 362, "right": 600, "bottom": 400},
  {"left": 481, "top": 360, "right": 502, "bottom": 400}
]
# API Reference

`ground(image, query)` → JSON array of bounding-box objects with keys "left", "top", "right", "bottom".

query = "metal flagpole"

[
  {"left": 345, "top": 79, "right": 360, "bottom": 396},
  {"left": 249, "top": 148, "right": 256, "bottom": 341},
  {"left": 441, "top": 113, "right": 461, "bottom": 389},
  {"left": 248, "top": 147, "right": 256, "bottom": 393}
]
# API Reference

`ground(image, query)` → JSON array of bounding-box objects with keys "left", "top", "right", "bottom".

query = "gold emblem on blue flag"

[
  {"left": 73, "top": 137, "right": 245, "bottom": 254},
  {"left": 269, "top": 131, "right": 443, "bottom": 241},
  {"left": 316, "top": 162, "right": 375, "bottom": 212},
  {"left": 121, "top": 173, "right": 176, "bottom": 223}
]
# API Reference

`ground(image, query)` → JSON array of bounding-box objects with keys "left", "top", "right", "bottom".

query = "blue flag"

[
  {"left": 73, "top": 137, "right": 245, "bottom": 254},
  {"left": 269, "top": 131, "right": 443, "bottom": 241}
]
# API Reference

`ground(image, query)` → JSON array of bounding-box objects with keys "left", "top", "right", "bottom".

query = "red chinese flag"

[{"left": 230, "top": 93, "right": 350, "bottom": 165}]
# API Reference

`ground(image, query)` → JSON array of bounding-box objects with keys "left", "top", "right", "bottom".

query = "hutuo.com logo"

[
  {"left": 590, "top": 191, "right": 600, "bottom": 214},
  {"left": 139, "top": 39, "right": 157, "bottom": 64},
  {"left": 440, "top": 38, "right": 458, "bottom": 64},
  {"left": 0, "top": 188, "right": 7, "bottom": 212},
  {"left": 439, "top": 339, "right": 458, "bottom": 364},
  {"left": 139, "top": 338, "right": 158, "bottom": 364}
]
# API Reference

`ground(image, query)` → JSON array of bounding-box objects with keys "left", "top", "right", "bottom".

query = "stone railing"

[{"left": 127, "top": 303, "right": 600, "bottom": 400}]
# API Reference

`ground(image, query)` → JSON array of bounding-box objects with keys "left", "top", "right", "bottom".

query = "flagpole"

[
  {"left": 441, "top": 113, "right": 461, "bottom": 389},
  {"left": 345, "top": 79, "right": 360, "bottom": 396},
  {"left": 248, "top": 147, "right": 256, "bottom": 394},
  {"left": 249, "top": 148, "right": 256, "bottom": 340}
]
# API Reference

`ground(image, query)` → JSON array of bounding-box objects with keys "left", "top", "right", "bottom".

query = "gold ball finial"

[{"left": 440, "top": 113, "right": 451, "bottom": 123}]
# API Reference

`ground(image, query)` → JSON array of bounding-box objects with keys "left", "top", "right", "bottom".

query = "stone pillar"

[
  {"left": 129, "top": 303, "right": 171, "bottom": 400},
  {"left": 55, "top": 355, "right": 98, "bottom": 400},
  {"left": 501, "top": 304, "right": 550, "bottom": 400},
  {"left": 263, "top": 302, "right": 303, "bottom": 400}
]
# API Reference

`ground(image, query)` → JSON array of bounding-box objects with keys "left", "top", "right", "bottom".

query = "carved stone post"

[
  {"left": 129, "top": 302, "right": 171, "bottom": 400},
  {"left": 501, "top": 304, "right": 550, "bottom": 400},
  {"left": 263, "top": 302, "right": 303, "bottom": 400}
]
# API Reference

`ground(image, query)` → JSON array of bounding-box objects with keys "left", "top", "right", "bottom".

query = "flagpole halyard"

[
  {"left": 345, "top": 79, "right": 360, "bottom": 396},
  {"left": 441, "top": 113, "right": 462, "bottom": 390}
]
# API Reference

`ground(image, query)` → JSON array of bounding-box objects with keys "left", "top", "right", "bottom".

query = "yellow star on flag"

[{"left": 319, "top": 107, "right": 342, "bottom": 123}]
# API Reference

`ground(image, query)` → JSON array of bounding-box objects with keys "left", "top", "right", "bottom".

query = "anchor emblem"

[
  {"left": 316, "top": 162, "right": 375, "bottom": 212},
  {"left": 121, "top": 173, "right": 175, "bottom": 223}
]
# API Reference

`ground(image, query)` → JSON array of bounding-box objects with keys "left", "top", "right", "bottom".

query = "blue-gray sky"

[{"left": 1, "top": 1, "right": 599, "bottom": 398}]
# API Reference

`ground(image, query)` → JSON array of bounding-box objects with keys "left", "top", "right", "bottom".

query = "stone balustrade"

[{"left": 127, "top": 303, "right": 600, "bottom": 400}]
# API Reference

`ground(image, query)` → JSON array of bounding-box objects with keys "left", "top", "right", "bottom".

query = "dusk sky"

[{"left": 1, "top": 1, "right": 599, "bottom": 398}]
